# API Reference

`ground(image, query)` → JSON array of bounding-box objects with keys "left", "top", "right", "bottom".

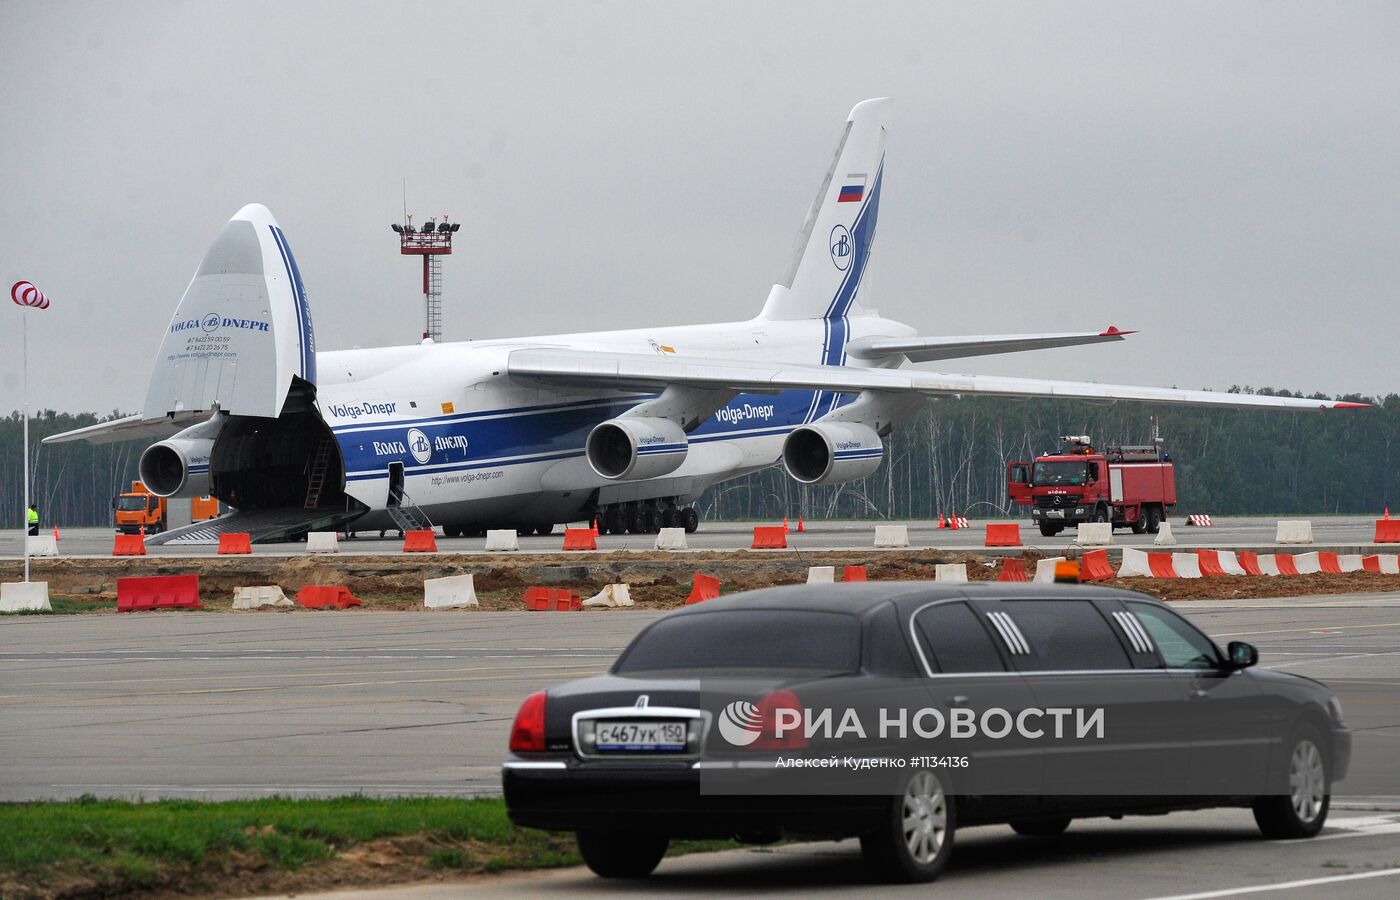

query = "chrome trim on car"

[{"left": 502, "top": 760, "right": 568, "bottom": 770}]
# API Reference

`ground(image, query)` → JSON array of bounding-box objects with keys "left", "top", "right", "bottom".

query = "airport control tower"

[{"left": 391, "top": 214, "right": 458, "bottom": 342}]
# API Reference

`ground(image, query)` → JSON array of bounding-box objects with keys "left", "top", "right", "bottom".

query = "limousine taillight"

[{"left": 509, "top": 691, "right": 548, "bottom": 752}]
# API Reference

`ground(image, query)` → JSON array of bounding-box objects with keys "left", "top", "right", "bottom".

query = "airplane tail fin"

[
  {"left": 143, "top": 203, "right": 317, "bottom": 421},
  {"left": 758, "top": 98, "right": 890, "bottom": 322}
]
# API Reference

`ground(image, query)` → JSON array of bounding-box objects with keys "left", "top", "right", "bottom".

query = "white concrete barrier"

[
  {"left": 1292, "top": 552, "right": 1322, "bottom": 575},
  {"left": 232, "top": 585, "right": 294, "bottom": 609},
  {"left": 1381, "top": 555, "right": 1400, "bottom": 575},
  {"left": 1152, "top": 522, "right": 1176, "bottom": 547},
  {"left": 26, "top": 535, "right": 58, "bottom": 557},
  {"left": 1338, "top": 554, "right": 1364, "bottom": 573},
  {"left": 1171, "top": 552, "right": 1203, "bottom": 579},
  {"left": 484, "top": 529, "right": 520, "bottom": 552},
  {"left": 806, "top": 566, "right": 835, "bottom": 584},
  {"left": 1217, "top": 551, "right": 1247, "bottom": 576},
  {"left": 935, "top": 563, "right": 968, "bottom": 583},
  {"left": 424, "top": 574, "right": 480, "bottom": 609},
  {"left": 1118, "top": 548, "right": 1153, "bottom": 578},
  {"left": 0, "top": 581, "right": 51, "bottom": 612},
  {"left": 1275, "top": 520, "right": 1314, "bottom": 544},
  {"left": 655, "top": 527, "right": 687, "bottom": 550},
  {"left": 583, "top": 583, "right": 634, "bottom": 608},
  {"left": 1257, "top": 554, "right": 1281, "bottom": 577},
  {"left": 1034, "top": 557, "right": 1067, "bottom": 583},
  {"left": 874, "top": 525, "right": 910, "bottom": 548},
  {"left": 306, "top": 532, "right": 339, "bottom": 554},
  {"left": 1076, "top": 523, "right": 1113, "bottom": 546}
]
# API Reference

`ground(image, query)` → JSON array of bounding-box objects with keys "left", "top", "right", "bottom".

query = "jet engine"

[
  {"left": 782, "top": 422, "right": 884, "bottom": 485},
  {"left": 586, "top": 417, "right": 688, "bottom": 480},
  {"left": 138, "top": 416, "right": 224, "bottom": 498}
]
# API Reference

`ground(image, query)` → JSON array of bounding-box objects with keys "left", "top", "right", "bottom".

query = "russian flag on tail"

[{"left": 838, "top": 173, "right": 866, "bottom": 203}]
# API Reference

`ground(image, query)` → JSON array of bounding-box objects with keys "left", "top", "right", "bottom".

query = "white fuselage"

[{"left": 315, "top": 313, "right": 915, "bottom": 527}]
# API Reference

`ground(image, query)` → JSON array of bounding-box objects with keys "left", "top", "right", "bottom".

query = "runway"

[
  {"left": 1, "top": 592, "right": 1396, "bottom": 804},
  {"left": 1, "top": 515, "right": 1390, "bottom": 559}
]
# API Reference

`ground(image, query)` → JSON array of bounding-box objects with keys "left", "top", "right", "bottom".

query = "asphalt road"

[
  {"left": 4, "top": 592, "right": 1399, "bottom": 898},
  {"left": 1, "top": 593, "right": 1396, "bottom": 803},
  {"left": 1, "top": 515, "right": 1391, "bottom": 559}
]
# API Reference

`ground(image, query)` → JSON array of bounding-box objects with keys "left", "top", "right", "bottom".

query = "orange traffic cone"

[
  {"left": 139, "top": 525, "right": 146, "bottom": 537},
  {"left": 783, "top": 516, "right": 790, "bottom": 533},
  {"left": 591, "top": 518, "right": 599, "bottom": 536},
  {"left": 53, "top": 525, "right": 60, "bottom": 542},
  {"left": 950, "top": 515, "right": 960, "bottom": 531},
  {"left": 938, "top": 514, "right": 946, "bottom": 529},
  {"left": 797, "top": 515, "right": 805, "bottom": 533}
]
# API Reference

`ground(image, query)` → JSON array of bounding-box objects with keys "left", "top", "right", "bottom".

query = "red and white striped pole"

[{"left": 11, "top": 281, "right": 52, "bottom": 584}]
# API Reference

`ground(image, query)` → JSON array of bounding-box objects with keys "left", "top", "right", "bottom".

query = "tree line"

[{"left": 3, "top": 387, "right": 1396, "bottom": 528}]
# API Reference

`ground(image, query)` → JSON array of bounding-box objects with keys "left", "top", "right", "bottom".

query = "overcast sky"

[{"left": 3, "top": 0, "right": 1397, "bottom": 416}]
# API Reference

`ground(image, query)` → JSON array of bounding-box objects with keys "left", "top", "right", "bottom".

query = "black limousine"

[{"left": 503, "top": 583, "right": 1350, "bottom": 882}]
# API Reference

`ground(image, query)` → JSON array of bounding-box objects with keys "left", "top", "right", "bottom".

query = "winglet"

[
  {"left": 1099, "top": 325, "right": 1136, "bottom": 337},
  {"left": 1332, "top": 401, "right": 1372, "bottom": 409}
]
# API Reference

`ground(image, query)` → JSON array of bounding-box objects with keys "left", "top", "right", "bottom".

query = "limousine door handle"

[{"left": 944, "top": 695, "right": 971, "bottom": 707}]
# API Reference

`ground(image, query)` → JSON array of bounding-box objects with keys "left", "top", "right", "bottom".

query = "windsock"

[{"left": 10, "top": 281, "right": 51, "bottom": 309}]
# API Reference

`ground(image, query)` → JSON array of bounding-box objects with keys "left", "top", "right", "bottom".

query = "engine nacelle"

[
  {"left": 138, "top": 417, "right": 223, "bottom": 498},
  {"left": 586, "top": 417, "right": 688, "bottom": 480},
  {"left": 782, "top": 422, "right": 883, "bottom": 485}
]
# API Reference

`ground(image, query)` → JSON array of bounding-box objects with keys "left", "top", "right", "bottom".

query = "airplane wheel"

[
  {"left": 443, "top": 524, "right": 461, "bottom": 538},
  {"left": 681, "top": 508, "right": 699, "bottom": 534},
  {"left": 662, "top": 507, "right": 681, "bottom": 529},
  {"left": 627, "top": 507, "right": 646, "bottom": 534},
  {"left": 517, "top": 526, "right": 534, "bottom": 537},
  {"left": 604, "top": 507, "right": 626, "bottom": 535},
  {"left": 642, "top": 506, "right": 661, "bottom": 534},
  {"left": 535, "top": 523, "right": 555, "bottom": 536}
]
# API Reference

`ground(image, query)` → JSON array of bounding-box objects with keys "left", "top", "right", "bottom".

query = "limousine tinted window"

[
  {"left": 1128, "top": 602, "right": 1221, "bottom": 669},
  {"left": 999, "top": 599, "right": 1132, "bottom": 671},
  {"left": 615, "top": 610, "right": 862, "bottom": 673},
  {"left": 915, "top": 601, "right": 1006, "bottom": 673}
]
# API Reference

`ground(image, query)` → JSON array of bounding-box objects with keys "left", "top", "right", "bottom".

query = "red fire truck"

[{"left": 1007, "top": 436, "right": 1176, "bottom": 537}]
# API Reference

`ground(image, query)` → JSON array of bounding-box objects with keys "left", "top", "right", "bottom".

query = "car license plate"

[
  {"left": 1048, "top": 510, "right": 1065, "bottom": 518},
  {"left": 595, "top": 720, "right": 687, "bottom": 752}
]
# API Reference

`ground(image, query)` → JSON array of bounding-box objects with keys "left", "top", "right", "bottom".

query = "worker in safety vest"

[{"left": 26, "top": 505, "right": 39, "bottom": 536}]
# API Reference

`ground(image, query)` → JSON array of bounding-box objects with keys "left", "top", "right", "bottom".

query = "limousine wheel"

[
  {"left": 575, "top": 829, "right": 669, "bottom": 878},
  {"left": 1252, "top": 726, "right": 1330, "bottom": 839},
  {"left": 1010, "top": 816, "right": 1072, "bottom": 837},
  {"left": 861, "top": 769, "right": 956, "bottom": 882}
]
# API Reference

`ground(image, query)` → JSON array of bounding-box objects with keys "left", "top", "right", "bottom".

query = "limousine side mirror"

[{"left": 1227, "top": 641, "right": 1258, "bottom": 669}]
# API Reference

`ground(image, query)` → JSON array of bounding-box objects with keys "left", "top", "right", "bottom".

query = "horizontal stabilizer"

[
  {"left": 41, "top": 412, "right": 208, "bottom": 446},
  {"left": 847, "top": 327, "right": 1133, "bottom": 363},
  {"left": 507, "top": 348, "right": 1368, "bottom": 411}
]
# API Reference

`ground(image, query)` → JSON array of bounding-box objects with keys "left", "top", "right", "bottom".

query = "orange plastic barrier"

[
  {"left": 1147, "top": 552, "right": 1179, "bottom": 578},
  {"left": 112, "top": 534, "right": 146, "bottom": 556},
  {"left": 996, "top": 557, "right": 1028, "bottom": 582},
  {"left": 1362, "top": 555, "right": 1382, "bottom": 574},
  {"left": 1318, "top": 552, "right": 1343, "bottom": 574},
  {"left": 1238, "top": 552, "right": 1264, "bottom": 576},
  {"left": 1276, "top": 555, "right": 1300, "bottom": 576},
  {"left": 1196, "top": 550, "right": 1226, "bottom": 577},
  {"left": 217, "top": 532, "right": 252, "bottom": 555},
  {"left": 1376, "top": 520, "right": 1400, "bottom": 543},
  {"left": 984, "top": 523, "right": 1022, "bottom": 547},
  {"left": 685, "top": 573, "right": 721, "bottom": 604},
  {"left": 561, "top": 528, "right": 597, "bottom": 551},
  {"left": 402, "top": 530, "right": 438, "bottom": 553},
  {"left": 751, "top": 526, "right": 787, "bottom": 549},
  {"left": 842, "top": 565, "right": 868, "bottom": 582},
  {"left": 295, "top": 585, "right": 363, "bottom": 609},
  {"left": 522, "top": 587, "right": 581, "bottom": 611},
  {"left": 1079, "top": 549, "right": 1114, "bottom": 582},
  {"left": 117, "top": 575, "right": 201, "bottom": 612}
]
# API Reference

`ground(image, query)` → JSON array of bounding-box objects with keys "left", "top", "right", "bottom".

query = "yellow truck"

[{"left": 113, "top": 481, "right": 219, "bottom": 534}]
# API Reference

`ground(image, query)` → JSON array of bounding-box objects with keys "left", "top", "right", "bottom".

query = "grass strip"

[{"left": 0, "top": 795, "right": 729, "bottom": 898}]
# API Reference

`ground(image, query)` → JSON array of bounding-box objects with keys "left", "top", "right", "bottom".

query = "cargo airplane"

[{"left": 47, "top": 99, "right": 1365, "bottom": 542}]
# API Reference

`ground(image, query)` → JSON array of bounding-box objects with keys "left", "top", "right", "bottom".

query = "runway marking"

[
  {"left": 1212, "top": 622, "right": 1400, "bottom": 638},
  {"left": 1144, "top": 866, "right": 1400, "bottom": 899}
]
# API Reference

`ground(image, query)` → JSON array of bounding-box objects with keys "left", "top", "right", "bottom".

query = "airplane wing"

[
  {"left": 847, "top": 326, "right": 1133, "bottom": 363},
  {"left": 507, "top": 348, "right": 1369, "bottom": 411},
  {"left": 41, "top": 412, "right": 207, "bottom": 446}
]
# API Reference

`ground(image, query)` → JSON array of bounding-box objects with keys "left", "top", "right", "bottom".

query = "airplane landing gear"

[{"left": 597, "top": 501, "right": 698, "bottom": 535}]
